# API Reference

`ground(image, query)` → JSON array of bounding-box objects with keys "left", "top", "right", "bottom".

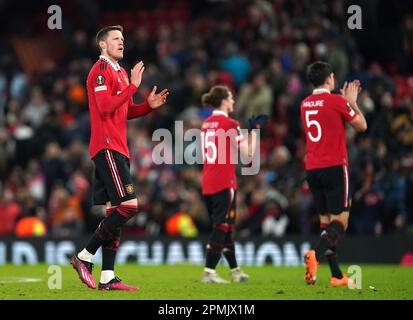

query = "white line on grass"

[{"left": 0, "top": 277, "right": 42, "bottom": 284}]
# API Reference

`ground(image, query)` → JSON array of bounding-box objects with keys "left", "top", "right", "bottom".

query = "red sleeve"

[
  {"left": 90, "top": 67, "right": 138, "bottom": 116},
  {"left": 127, "top": 100, "right": 153, "bottom": 119},
  {"left": 333, "top": 94, "right": 357, "bottom": 122}
]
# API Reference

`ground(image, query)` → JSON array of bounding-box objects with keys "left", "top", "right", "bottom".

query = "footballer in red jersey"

[
  {"left": 301, "top": 61, "right": 367, "bottom": 286},
  {"left": 71, "top": 25, "right": 169, "bottom": 291},
  {"left": 200, "top": 85, "right": 268, "bottom": 283}
]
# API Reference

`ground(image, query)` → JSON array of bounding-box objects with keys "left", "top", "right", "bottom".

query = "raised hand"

[
  {"left": 147, "top": 85, "right": 169, "bottom": 109},
  {"left": 353, "top": 79, "right": 362, "bottom": 94},
  {"left": 131, "top": 61, "right": 145, "bottom": 88},
  {"left": 340, "top": 81, "right": 349, "bottom": 96},
  {"left": 341, "top": 80, "right": 360, "bottom": 104},
  {"left": 248, "top": 114, "right": 269, "bottom": 130}
]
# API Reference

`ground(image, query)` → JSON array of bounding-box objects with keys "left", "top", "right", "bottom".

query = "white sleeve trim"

[{"left": 94, "top": 85, "right": 107, "bottom": 92}]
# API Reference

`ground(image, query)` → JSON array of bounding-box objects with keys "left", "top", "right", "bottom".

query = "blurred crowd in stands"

[{"left": 1, "top": 0, "right": 413, "bottom": 238}]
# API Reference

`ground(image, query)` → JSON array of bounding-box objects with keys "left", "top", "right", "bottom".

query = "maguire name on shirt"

[
  {"left": 202, "top": 122, "right": 219, "bottom": 129},
  {"left": 302, "top": 100, "right": 324, "bottom": 108}
]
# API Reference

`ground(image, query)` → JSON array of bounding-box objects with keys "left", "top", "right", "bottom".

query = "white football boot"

[
  {"left": 231, "top": 267, "right": 249, "bottom": 283},
  {"left": 201, "top": 269, "right": 230, "bottom": 284}
]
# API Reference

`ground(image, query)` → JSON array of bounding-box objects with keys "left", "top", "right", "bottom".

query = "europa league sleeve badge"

[{"left": 96, "top": 75, "right": 105, "bottom": 85}]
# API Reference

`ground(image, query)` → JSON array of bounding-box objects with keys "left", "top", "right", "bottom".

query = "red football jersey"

[
  {"left": 86, "top": 55, "right": 153, "bottom": 159},
  {"left": 201, "top": 110, "right": 245, "bottom": 195},
  {"left": 300, "top": 88, "right": 356, "bottom": 170}
]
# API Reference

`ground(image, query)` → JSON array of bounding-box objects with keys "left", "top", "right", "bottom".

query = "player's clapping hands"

[
  {"left": 130, "top": 61, "right": 169, "bottom": 109},
  {"left": 130, "top": 61, "right": 145, "bottom": 88},
  {"left": 341, "top": 80, "right": 361, "bottom": 104},
  {"left": 147, "top": 85, "right": 169, "bottom": 109}
]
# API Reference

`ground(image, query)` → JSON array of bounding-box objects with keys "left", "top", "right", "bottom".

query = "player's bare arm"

[
  {"left": 239, "top": 114, "right": 268, "bottom": 159},
  {"left": 341, "top": 81, "right": 367, "bottom": 132},
  {"left": 239, "top": 131, "right": 256, "bottom": 159}
]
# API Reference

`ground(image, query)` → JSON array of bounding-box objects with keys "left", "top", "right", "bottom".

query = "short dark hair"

[
  {"left": 201, "top": 85, "right": 230, "bottom": 108},
  {"left": 96, "top": 25, "right": 124, "bottom": 47},
  {"left": 306, "top": 61, "right": 332, "bottom": 87}
]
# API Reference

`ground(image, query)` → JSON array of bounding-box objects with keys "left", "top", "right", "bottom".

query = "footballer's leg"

[
  {"left": 314, "top": 165, "right": 354, "bottom": 286},
  {"left": 312, "top": 212, "right": 348, "bottom": 281},
  {"left": 304, "top": 168, "right": 325, "bottom": 284},
  {"left": 98, "top": 197, "right": 139, "bottom": 291},
  {"left": 202, "top": 223, "right": 230, "bottom": 284},
  {"left": 319, "top": 214, "right": 330, "bottom": 233},
  {"left": 322, "top": 212, "right": 354, "bottom": 286},
  {"left": 225, "top": 235, "right": 249, "bottom": 283},
  {"left": 202, "top": 190, "right": 230, "bottom": 284},
  {"left": 97, "top": 152, "right": 139, "bottom": 291},
  {"left": 319, "top": 214, "right": 343, "bottom": 281},
  {"left": 71, "top": 166, "right": 108, "bottom": 289},
  {"left": 73, "top": 150, "right": 139, "bottom": 290},
  {"left": 327, "top": 212, "right": 354, "bottom": 286},
  {"left": 314, "top": 212, "right": 354, "bottom": 287},
  {"left": 99, "top": 205, "right": 118, "bottom": 285},
  {"left": 74, "top": 200, "right": 131, "bottom": 290},
  {"left": 220, "top": 190, "right": 249, "bottom": 283},
  {"left": 324, "top": 213, "right": 343, "bottom": 279}
]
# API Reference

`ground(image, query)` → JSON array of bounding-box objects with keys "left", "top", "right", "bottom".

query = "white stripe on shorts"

[
  {"left": 343, "top": 165, "right": 349, "bottom": 208},
  {"left": 106, "top": 150, "right": 125, "bottom": 198}
]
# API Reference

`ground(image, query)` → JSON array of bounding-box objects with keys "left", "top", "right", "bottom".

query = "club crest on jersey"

[
  {"left": 125, "top": 184, "right": 134, "bottom": 194},
  {"left": 96, "top": 75, "right": 105, "bottom": 85}
]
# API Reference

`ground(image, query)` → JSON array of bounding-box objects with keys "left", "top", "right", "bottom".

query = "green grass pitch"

[{"left": 0, "top": 264, "right": 412, "bottom": 300}]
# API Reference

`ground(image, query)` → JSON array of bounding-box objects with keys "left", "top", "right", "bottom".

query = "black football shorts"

[
  {"left": 204, "top": 188, "right": 237, "bottom": 225},
  {"left": 306, "top": 164, "right": 351, "bottom": 215},
  {"left": 92, "top": 149, "right": 136, "bottom": 206}
]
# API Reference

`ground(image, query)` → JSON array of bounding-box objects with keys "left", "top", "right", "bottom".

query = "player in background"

[
  {"left": 71, "top": 25, "right": 169, "bottom": 291},
  {"left": 301, "top": 61, "right": 367, "bottom": 286},
  {"left": 200, "top": 85, "right": 268, "bottom": 283}
]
